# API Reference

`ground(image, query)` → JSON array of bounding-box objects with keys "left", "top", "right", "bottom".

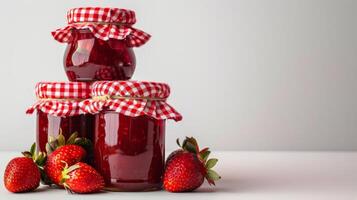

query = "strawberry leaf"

[
  {"left": 74, "top": 137, "right": 92, "bottom": 150},
  {"left": 186, "top": 137, "right": 198, "bottom": 147},
  {"left": 57, "top": 134, "right": 66, "bottom": 147},
  {"left": 35, "top": 152, "right": 47, "bottom": 166},
  {"left": 176, "top": 138, "right": 181, "bottom": 147},
  {"left": 30, "top": 143, "right": 36, "bottom": 156},
  {"left": 66, "top": 132, "right": 79, "bottom": 145},
  {"left": 183, "top": 142, "right": 197, "bottom": 153},
  {"left": 22, "top": 151, "right": 32, "bottom": 158},
  {"left": 48, "top": 135, "right": 56, "bottom": 143},
  {"left": 182, "top": 137, "right": 200, "bottom": 153},
  {"left": 206, "top": 169, "right": 221, "bottom": 181},
  {"left": 40, "top": 168, "right": 52, "bottom": 185},
  {"left": 199, "top": 147, "right": 209, "bottom": 154},
  {"left": 206, "top": 158, "right": 218, "bottom": 169},
  {"left": 46, "top": 143, "right": 54, "bottom": 154},
  {"left": 200, "top": 150, "right": 211, "bottom": 161},
  {"left": 186, "top": 137, "right": 199, "bottom": 152},
  {"left": 74, "top": 138, "right": 93, "bottom": 164},
  {"left": 61, "top": 163, "right": 80, "bottom": 184}
]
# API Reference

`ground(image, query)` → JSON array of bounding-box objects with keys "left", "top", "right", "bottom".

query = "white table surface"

[{"left": 0, "top": 151, "right": 356, "bottom": 200}]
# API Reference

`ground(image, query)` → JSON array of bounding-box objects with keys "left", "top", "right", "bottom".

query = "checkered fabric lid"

[
  {"left": 79, "top": 81, "right": 183, "bottom": 121},
  {"left": 52, "top": 7, "right": 150, "bottom": 47},
  {"left": 26, "top": 82, "right": 91, "bottom": 117}
]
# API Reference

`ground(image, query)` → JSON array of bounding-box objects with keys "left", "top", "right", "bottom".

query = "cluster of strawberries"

[
  {"left": 4, "top": 133, "right": 104, "bottom": 193},
  {"left": 3, "top": 135, "right": 220, "bottom": 194}
]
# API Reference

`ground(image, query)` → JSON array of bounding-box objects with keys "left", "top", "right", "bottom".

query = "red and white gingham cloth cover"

[
  {"left": 79, "top": 81, "right": 182, "bottom": 121},
  {"left": 52, "top": 7, "right": 150, "bottom": 47},
  {"left": 26, "top": 82, "right": 91, "bottom": 117}
]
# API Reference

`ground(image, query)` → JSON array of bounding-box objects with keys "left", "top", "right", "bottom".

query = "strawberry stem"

[{"left": 60, "top": 162, "right": 80, "bottom": 184}]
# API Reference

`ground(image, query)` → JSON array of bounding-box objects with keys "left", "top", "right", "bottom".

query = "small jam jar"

[
  {"left": 26, "top": 82, "right": 94, "bottom": 152},
  {"left": 80, "top": 81, "right": 182, "bottom": 191},
  {"left": 52, "top": 7, "right": 151, "bottom": 82}
]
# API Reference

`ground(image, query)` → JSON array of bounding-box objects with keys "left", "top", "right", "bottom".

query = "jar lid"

[
  {"left": 26, "top": 82, "right": 91, "bottom": 116},
  {"left": 80, "top": 81, "right": 183, "bottom": 121},
  {"left": 52, "top": 7, "right": 151, "bottom": 47}
]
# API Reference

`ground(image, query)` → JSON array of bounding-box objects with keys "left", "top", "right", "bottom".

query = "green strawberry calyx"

[
  {"left": 45, "top": 130, "right": 92, "bottom": 155},
  {"left": 176, "top": 137, "right": 221, "bottom": 185},
  {"left": 60, "top": 161, "right": 80, "bottom": 193},
  {"left": 22, "top": 143, "right": 52, "bottom": 185},
  {"left": 22, "top": 143, "right": 46, "bottom": 167}
]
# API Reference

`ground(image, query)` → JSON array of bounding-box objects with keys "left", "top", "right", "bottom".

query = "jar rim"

[
  {"left": 79, "top": 81, "right": 183, "bottom": 121},
  {"left": 52, "top": 7, "right": 150, "bottom": 47},
  {"left": 67, "top": 7, "right": 136, "bottom": 24},
  {"left": 34, "top": 81, "right": 91, "bottom": 99}
]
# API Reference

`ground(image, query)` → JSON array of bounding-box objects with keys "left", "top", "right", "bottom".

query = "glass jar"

[
  {"left": 52, "top": 7, "right": 151, "bottom": 82},
  {"left": 94, "top": 112, "right": 165, "bottom": 191},
  {"left": 36, "top": 110, "right": 94, "bottom": 152},
  {"left": 26, "top": 82, "right": 93, "bottom": 152},
  {"left": 80, "top": 81, "right": 183, "bottom": 191},
  {"left": 63, "top": 29, "right": 136, "bottom": 81}
]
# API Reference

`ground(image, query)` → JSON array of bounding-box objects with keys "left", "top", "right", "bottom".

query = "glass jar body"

[
  {"left": 64, "top": 29, "right": 136, "bottom": 82},
  {"left": 94, "top": 111, "right": 166, "bottom": 191},
  {"left": 36, "top": 110, "right": 94, "bottom": 152}
]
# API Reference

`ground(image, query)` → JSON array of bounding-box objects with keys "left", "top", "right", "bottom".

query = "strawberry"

[
  {"left": 4, "top": 157, "right": 40, "bottom": 193},
  {"left": 44, "top": 144, "right": 86, "bottom": 186},
  {"left": 163, "top": 137, "right": 221, "bottom": 192},
  {"left": 4, "top": 143, "right": 46, "bottom": 193},
  {"left": 61, "top": 162, "right": 104, "bottom": 193}
]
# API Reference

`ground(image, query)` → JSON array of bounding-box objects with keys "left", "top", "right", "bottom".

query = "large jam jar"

[
  {"left": 80, "top": 81, "right": 182, "bottom": 191},
  {"left": 26, "top": 82, "right": 94, "bottom": 152},
  {"left": 51, "top": 7, "right": 151, "bottom": 82}
]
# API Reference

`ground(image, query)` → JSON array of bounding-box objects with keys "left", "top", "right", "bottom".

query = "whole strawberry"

[
  {"left": 4, "top": 143, "right": 46, "bottom": 193},
  {"left": 61, "top": 162, "right": 104, "bottom": 193},
  {"left": 44, "top": 144, "right": 86, "bottom": 186},
  {"left": 163, "top": 137, "right": 221, "bottom": 192},
  {"left": 4, "top": 157, "right": 40, "bottom": 193}
]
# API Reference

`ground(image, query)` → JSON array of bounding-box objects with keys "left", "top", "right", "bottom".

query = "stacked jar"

[{"left": 26, "top": 7, "right": 182, "bottom": 192}]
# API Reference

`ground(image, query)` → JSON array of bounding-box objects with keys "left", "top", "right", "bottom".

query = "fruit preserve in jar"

[
  {"left": 80, "top": 81, "right": 182, "bottom": 191},
  {"left": 52, "top": 7, "right": 151, "bottom": 82},
  {"left": 63, "top": 29, "right": 136, "bottom": 81},
  {"left": 36, "top": 110, "right": 94, "bottom": 152},
  {"left": 26, "top": 82, "right": 93, "bottom": 152}
]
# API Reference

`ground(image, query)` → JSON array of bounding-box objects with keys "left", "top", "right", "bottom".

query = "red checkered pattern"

[
  {"left": 26, "top": 82, "right": 91, "bottom": 117},
  {"left": 52, "top": 7, "right": 151, "bottom": 47},
  {"left": 79, "top": 81, "right": 183, "bottom": 121}
]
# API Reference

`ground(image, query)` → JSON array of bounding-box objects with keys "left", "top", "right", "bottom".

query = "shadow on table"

[
  {"left": 22, "top": 186, "right": 111, "bottom": 195},
  {"left": 10, "top": 186, "right": 50, "bottom": 194},
  {"left": 193, "top": 177, "right": 240, "bottom": 193}
]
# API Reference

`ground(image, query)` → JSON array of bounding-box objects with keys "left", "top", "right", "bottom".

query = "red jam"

[
  {"left": 93, "top": 112, "right": 165, "bottom": 191},
  {"left": 36, "top": 110, "right": 94, "bottom": 152},
  {"left": 64, "top": 29, "right": 136, "bottom": 81}
]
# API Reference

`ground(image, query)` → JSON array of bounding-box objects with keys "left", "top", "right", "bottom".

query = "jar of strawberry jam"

[
  {"left": 26, "top": 82, "right": 94, "bottom": 152},
  {"left": 52, "top": 7, "right": 151, "bottom": 82},
  {"left": 80, "top": 81, "right": 182, "bottom": 191}
]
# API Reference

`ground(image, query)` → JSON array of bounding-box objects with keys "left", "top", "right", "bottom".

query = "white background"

[{"left": 0, "top": 0, "right": 356, "bottom": 151}]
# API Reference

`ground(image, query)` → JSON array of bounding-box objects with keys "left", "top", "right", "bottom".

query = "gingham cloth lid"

[
  {"left": 79, "top": 81, "right": 182, "bottom": 121},
  {"left": 26, "top": 82, "right": 91, "bottom": 117},
  {"left": 52, "top": 7, "right": 150, "bottom": 47}
]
